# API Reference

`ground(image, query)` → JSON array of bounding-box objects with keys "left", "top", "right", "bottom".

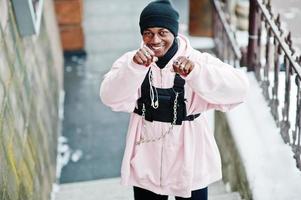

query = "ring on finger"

[
  {"left": 174, "top": 60, "right": 180, "bottom": 65},
  {"left": 144, "top": 51, "right": 150, "bottom": 57}
]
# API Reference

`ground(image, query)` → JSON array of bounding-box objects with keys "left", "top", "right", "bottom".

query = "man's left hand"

[{"left": 172, "top": 56, "right": 195, "bottom": 76}]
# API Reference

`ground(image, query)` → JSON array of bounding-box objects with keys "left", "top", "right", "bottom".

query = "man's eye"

[
  {"left": 143, "top": 32, "right": 152, "bottom": 37},
  {"left": 159, "top": 31, "right": 168, "bottom": 36}
]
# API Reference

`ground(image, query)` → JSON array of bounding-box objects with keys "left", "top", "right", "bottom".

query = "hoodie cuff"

[{"left": 129, "top": 59, "right": 150, "bottom": 72}]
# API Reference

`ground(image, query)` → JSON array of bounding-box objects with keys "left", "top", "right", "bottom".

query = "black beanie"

[{"left": 139, "top": 0, "right": 179, "bottom": 36}]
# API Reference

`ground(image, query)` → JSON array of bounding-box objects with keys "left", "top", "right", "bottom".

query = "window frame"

[{"left": 11, "top": 0, "right": 44, "bottom": 37}]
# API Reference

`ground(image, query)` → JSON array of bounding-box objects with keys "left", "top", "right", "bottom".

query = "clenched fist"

[
  {"left": 172, "top": 56, "right": 195, "bottom": 76},
  {"left": 133, "top": 45, "right": 158, "bottom": 67}
]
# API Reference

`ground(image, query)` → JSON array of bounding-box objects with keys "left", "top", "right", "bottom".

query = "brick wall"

[
  {"left": 54, "top": 0, "right": 84, "bottom": 51},
  {"left": 0, "top": 0, "right": 63, "bottom": 199}
]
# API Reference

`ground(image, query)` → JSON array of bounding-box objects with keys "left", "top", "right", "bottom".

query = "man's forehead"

[{"left": 144, "top": 27, "right": 170, "bottom": 32}]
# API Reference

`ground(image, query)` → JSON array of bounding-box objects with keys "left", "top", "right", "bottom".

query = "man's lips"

[{"left": 149, "top": 45, "right": 164, "bottom": 51}]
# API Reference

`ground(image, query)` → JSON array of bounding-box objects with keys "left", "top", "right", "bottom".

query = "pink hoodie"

[{"left": 100, "top": 34, "right": 249, "bottom": 198}]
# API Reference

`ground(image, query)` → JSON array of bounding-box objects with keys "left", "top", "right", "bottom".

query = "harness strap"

[
  {"left": 173, "top": 73, "right": 185, "bottom": 92},
  {"left": 184, "top": 113, "right": 201, "bottom": 121},
  {"left": 141, "top": 70, "right": 185, "bottom": 91},
  {"left": 135, "top": 68, "right": 201, "bottom": 124}
]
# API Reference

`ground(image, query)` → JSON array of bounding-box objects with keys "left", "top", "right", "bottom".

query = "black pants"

[{"left": 133, "top": 186, "right": 208, "bottom": 200}]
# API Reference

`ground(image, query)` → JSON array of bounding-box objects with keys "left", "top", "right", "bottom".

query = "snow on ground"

[{"left": 226, "top": 72, "right": 301, "bottom": 200}]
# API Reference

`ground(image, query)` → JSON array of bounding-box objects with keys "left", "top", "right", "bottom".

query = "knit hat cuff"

[{"left": 140, "top": 16, "right": 179, "bottom": 36}]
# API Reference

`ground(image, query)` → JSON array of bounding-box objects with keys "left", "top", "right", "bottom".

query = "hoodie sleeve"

[
  {"left": 184, "top": 51, "right": 249, "bottom": 112},
  {"left": 100, "top": 51, "right": 149, "bottom": 112}
]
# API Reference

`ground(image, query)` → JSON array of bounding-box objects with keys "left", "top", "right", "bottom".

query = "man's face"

[{"left": 142, "top": 27, "right": 175, "bottom": 58}]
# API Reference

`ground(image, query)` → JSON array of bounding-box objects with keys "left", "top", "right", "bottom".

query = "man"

[{"left": 100, "top": 0, "right": 249, "bottom": 199}]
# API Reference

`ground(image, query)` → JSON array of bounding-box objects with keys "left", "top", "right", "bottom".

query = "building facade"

[{"left": 0, "top": 0, "right": 63, "bottom": 199}]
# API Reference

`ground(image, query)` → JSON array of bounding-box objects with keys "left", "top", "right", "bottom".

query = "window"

[{"left": 11, "top": 0, "right": 44, "bottom": 36}]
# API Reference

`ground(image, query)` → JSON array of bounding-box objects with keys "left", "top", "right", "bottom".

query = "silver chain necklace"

[{"left": 136, "top": 92, "right": 179, "bottom": 145}]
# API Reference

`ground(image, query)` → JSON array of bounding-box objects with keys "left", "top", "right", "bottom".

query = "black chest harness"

[{"left": 134, "top": 70, "right": 200, "bottom": 125}]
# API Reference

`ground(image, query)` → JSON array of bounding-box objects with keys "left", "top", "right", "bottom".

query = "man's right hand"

[{"left": 133, "top": 45, "right": 158, "bottom": 67}]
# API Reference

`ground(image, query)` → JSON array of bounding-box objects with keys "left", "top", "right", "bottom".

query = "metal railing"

[
  {"left": 211, "top": 0, "right": 301, "bottom": 170},
  {"left": 212, "top": 0, "right": 242, "bottom": 67}
]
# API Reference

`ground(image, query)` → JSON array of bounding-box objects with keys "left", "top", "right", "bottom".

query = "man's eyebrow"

[{"left": 159, "top": 28, "right": 169, "bottom": 32}]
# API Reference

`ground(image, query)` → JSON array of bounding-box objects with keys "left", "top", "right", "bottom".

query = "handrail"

[
  {"left": 212, "top": 0, "right": 242, "bottom": 59},
  {"left": 255, "top": 0, "right": 301, "bottom": 78},
  {"left": 211, "top": 0, "right": 301, "bottom": 170}
]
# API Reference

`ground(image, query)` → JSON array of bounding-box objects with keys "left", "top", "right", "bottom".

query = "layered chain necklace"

[{"left": 136, "top": 69, "right": 180, "bottom": 145}]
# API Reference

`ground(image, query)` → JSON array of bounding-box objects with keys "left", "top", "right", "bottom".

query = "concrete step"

[
  {"left": 55, "top": 178, "right": 241, "bottom": 200},
  {"left": 210, "top": 192, "right": 242, "bottom": 200},
  {"left": 208, "top": 180, "right": 228, "bottom": 195},
  {"left": 55, "top": 178, "right": 132, "bottom": 200}
]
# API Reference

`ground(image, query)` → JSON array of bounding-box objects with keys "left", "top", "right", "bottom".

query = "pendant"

[
  {"left": 154, "top": 100, "right": 159, "bottom": 108},
  {"left": 151, "top": 100, "right": 159, "bottom": 109}
]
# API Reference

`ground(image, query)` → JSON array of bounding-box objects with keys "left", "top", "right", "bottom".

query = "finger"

[
  {"left": 145, "top": 58, "right": 153, "bottom": 66},
  {"left": 184, "top": 65, "right": 190, "bottom": 75},
  {"left": 173, "top": 59, "right": 181, "bottom": 69},
  {"left": 186, "top": 61, "right": 195, "bottom": 74},
  {"left": 142, "top": 46, "right": 159, "bottom": 64},
  {"left": 172, "top": 61, "right": 180, "bottom": 73},
  {"left": 182, "top": 60, "right": 195, "bottom": 75},
  {"left": 174, "top": 66, "right": 183, "bottom": 75},
  {"left": 140, "top": 48, "right": 155, "bottom": 64},
  {"left": 180, "top": 59, "right": 189, "bottom": 73},
  {"left": 137, "top": 50, "right": 148, "bottom": 64},
  {"left": 173, "top": 58, "right": 185, "bottom": 74},
  {"left": 152, "top": 56, "right": 158, "bottom": 62},
  {"left": 183, "top": 66, "right": 190, "bottom": 76},
  {"left": 134, "top": 54, "right": 144, "bottom": 65},
  {"left": 173, "top": 56, "right": 186, "bottom": 67},
  {"left": 141, "top": 48, "right": 152, "bottom": 60},
  {"left": 177, "top": 56, "right": 187, "bottom": 64}
]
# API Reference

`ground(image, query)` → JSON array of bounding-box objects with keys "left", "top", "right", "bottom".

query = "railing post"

[{"left": 247, "top": 0, "right": 258, "bottom": 71}]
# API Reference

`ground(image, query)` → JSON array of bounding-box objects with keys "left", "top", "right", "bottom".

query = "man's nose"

[{"left": 151, "top": 34, "right": 161, "bottom": 44}]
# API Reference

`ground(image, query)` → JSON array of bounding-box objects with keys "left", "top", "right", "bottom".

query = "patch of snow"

[
  {"left": 235, "top": 30, "right": 249, "bottom": 48},
  {"left": 71, "top": 150, "right": 83, "bottom": 163},
  {"left": 50, "top": 183, "right": 60, "bottom": 200},
  {"left": 65, "top": 66, "right": 72, "bottom": 72},
  {"left": 226, "top": 72, "right": 301, "bottom": 200},
  {"left": 56, "top": 137, "right": 71, "bottom": 179},
  {"left": 225, "top": 182, "right": 232, "bottom": 193}
]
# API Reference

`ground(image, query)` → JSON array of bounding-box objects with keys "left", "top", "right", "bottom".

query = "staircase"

[{"left": 55, "top": 178, "right": 241, "bottom": 200}]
